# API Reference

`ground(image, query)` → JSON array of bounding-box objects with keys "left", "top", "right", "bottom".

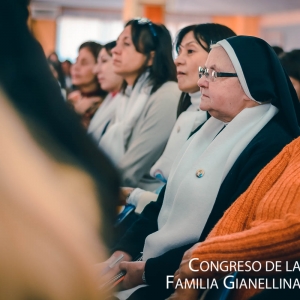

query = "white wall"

[{"left": 260, "top": 10, "right": 300, "bottom": 51}]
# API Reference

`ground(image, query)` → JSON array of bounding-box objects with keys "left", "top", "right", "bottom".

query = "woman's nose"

[
  {"left": 111, "top": 45, "right": 120, "bottom": 55},
  {"left": 72, "top": 62, "right": 79, "bottom": 71},
  {"left": 93, "top": 63, "right": 99, "bottom": 75},
  {"left": 174, "top": 54, "right": 184, "bottom": 66},
  {"left": 197, "top": 76, "right": 208, "bottom": 88}
]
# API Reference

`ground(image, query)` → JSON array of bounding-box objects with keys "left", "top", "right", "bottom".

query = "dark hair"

[
  {"left": 63, "top": 59, "right": 72, "bottom": 65},
  {"left": 78, "top": 41, "right": 107, "bottom": 97},
  {"left": 272, "top": 45, "right": 284, "bottom": 56},
  {"left": 0, "top": 4, "right": 120, "bottom": 247},
  {"left": 79, "top": 41, "right": 102, "bottom": 61},
  {"left": 121, "top": 19, "right": 177, "bottom": 95},
  {"left": 103, "top": 41, "right": 116, "bottom": 57},
  {"left": 280, "top": 50, "right": 300, "bottom": 82},
  {"left": 47, "top": 58, "right": 66, "bottom": 88},
  {"left": 175, "top": 23, "right": 236, "bottom": 117}
]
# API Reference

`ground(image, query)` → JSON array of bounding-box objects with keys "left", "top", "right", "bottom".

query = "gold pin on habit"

[{"left": 196, "top": 169, "right": 205, "bottom": 178}]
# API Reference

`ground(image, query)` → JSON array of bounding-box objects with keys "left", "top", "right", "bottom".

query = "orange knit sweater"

[{"left": 191, "top": 137, "right": 300, "bottom": 299}]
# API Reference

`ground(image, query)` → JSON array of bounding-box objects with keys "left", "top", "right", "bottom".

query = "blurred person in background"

[
  {"left": 122, "top": 23, "right": 236, "bottom": 213},
  {"left": 62, "top": 59, "right": 73, "bottom": 91},
  {"left": 47, "top": 51, "right": 67, "bottom": 90},
  {"left": 48, "top": 59, "right": 67, "bottom": 99},
  {"left": 271, "top": 45, "right": 284, "bottom": 56},
  {"left": 100, "top": 18, "right": 181, "bottom": 191},
  {"left": 0, "top": 0, "right": 120, "bottom": 299},
  {"left": 88, "top": 41, "right": 123, "bottom": 144},
  {"left": 48, "top": 51, "right": 60, "bottom": 63},
  {"left": 280, "top": 49, "right": 300, "bottom": 101},
  {"left": 68, "top": 41, "right": 107, "bottom": 128}
]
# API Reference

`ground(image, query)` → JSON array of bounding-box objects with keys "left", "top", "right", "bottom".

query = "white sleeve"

[{"left": 127, "top": 188, "right": 159, "bottom": 214}]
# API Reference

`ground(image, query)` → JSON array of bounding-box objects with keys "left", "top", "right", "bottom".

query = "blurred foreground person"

[{"left": 0, "top": 0, "right": 120, "bottom": 299}]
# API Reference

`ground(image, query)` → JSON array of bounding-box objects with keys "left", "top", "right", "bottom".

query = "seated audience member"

[
  {"left": 69, "top": 41, "right": 107, "bottom": 128},
  {"left": 271, "top": 45, "right": 284, "bottom": 56},
  {"left": 103, "top": 35, "right": 300, "bottom": 300},
  {"left": 123, "top": 23, "right": 236, "bottom": 213},
  {"left": 48, "top": 59, "right": 67, "bottom": 99},
  {"left": 100, "top": 18, "right": 181, "bottom": 191},
  {"left": 47, "top": 51, "right": 67, "bottom": 90},
  {"left": 0, "top": 1, "right": 120, "bottom": 298},
  {"left": 280, "top": 50, "right": 300, "bottom": 101},
  {"left": 170, "top": 136, "right": 300, "bottom": 300},
  {"left": 62, "top": 59, "right": 73, "bottom": 91},
  {"left": 88, "top": 41, "right": 123, "bottom": 143}
]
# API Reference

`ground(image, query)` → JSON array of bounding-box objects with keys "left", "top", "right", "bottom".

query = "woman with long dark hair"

[{"left": 100, "top": 18, "right": 181, "bottom": 191}]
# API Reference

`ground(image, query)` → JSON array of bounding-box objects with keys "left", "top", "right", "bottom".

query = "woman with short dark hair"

[{"left": 124, "top": 23, "right": 236, "bottom": 212}]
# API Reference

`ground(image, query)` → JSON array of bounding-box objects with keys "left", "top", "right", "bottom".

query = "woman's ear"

[{"left": 147, "top": 51, "right": 155, "bottom": 67}]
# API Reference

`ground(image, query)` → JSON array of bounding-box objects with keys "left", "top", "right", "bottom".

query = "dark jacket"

[{"left": 114, "top": 113, "right": 294, "bottom": 299}]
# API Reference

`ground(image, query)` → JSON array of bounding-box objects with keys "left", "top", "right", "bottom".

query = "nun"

[{"left": 105, "top": 36, "right": 300, "bottom": 300}]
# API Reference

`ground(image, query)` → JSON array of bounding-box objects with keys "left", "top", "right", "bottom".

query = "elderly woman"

[
  {"left": 169, "top": 137, "right": 300, "bottom": 300},
  {"left": 168, "top": 36, "right": 300, "bottom": 300},
  {"left": 123, "top": 23, "right": 236, "bottom": 213},
  {"left": 105, "top": 35, "right": 300, "bottom": 300}
]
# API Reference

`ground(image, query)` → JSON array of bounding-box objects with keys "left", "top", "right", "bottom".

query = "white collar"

[{"left": 188, "top": 91, "right": 201, "bottom": 111}]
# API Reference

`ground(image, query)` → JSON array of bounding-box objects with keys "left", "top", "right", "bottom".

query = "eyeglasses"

[
  {"left": 134, "top": 17, "right": 157, "bottom": 39},
  {"left": 199, "top": 66, "right": 238, "bottom": 82}
]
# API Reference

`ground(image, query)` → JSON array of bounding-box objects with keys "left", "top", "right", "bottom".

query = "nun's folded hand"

[
  {"left": 119, "top": 261, "right": 145, "bottom": 289},
  {"left": 167, "top": 287, "right": 200, "bottom": 300}
]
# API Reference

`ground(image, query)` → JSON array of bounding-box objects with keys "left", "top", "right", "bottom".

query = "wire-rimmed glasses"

[{"left": 199, "top": 66, "right": 238, "bottom": 82}]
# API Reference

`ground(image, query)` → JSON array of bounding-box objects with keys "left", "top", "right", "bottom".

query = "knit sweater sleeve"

[
  {"left": 191, "top": 140, "right": 300, "bottom": 277},
  {"left": 191, "top": 214, "right": 300, "bottom": 277}
]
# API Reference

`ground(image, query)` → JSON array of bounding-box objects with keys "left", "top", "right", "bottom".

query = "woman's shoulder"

[
  {"left": 239, "top": 115, "right": 294, "bottom": 159},
  {"left": 150, "top": 81, "right": 181, "bottom": 102},
  {"left": 153, "top": 81, "right": 180, "bottom": 94},
  {"left": 285, "top": 136, "right": 300, "bottom": 157}
]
